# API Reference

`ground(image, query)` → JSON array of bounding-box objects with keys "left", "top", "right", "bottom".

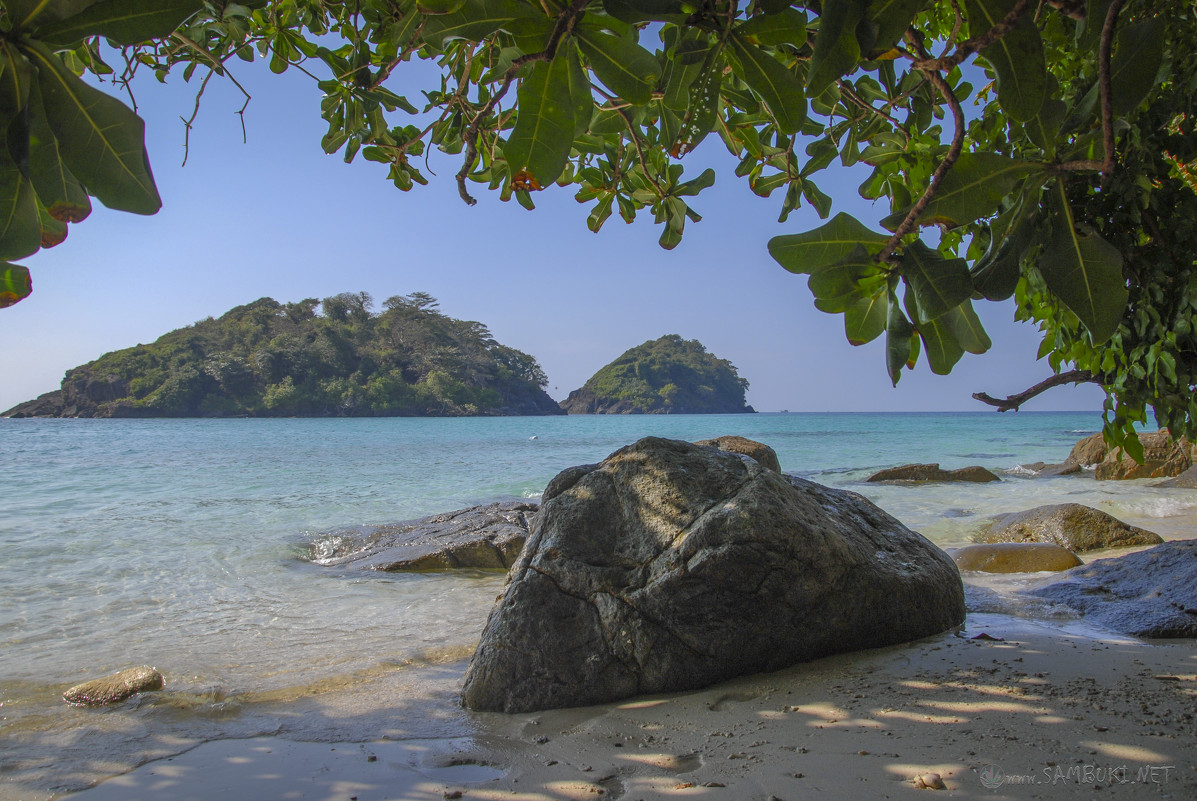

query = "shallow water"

[{"left": 2, "top": 412, "right": 1194, "bottom": 798}]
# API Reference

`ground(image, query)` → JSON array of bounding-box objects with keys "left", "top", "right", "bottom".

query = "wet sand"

[{"left": 56, "top": 611, "right": 1196, "bottom": 801}]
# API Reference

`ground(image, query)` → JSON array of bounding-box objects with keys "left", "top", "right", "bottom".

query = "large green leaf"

[
  {"left": 1040, "top": 180, "right": 1128, "bottom": 344},
  {"left": 728, "top": 32, "right": 805, "bottom": 134},
  {"left": 970, "top": 181, "right": 1043, "bottom": 301},
  {"left": 964, "top": 0, "right": 1046, "bottom": 122},
  {"left": 25, "top": 80, "right": 91, "bottom": 222},
  {"left": 0, "top": 261, "right": 33, "bottom": 308},
  {"left": 881, "top": 153, "right": 1041, "bottom": 230},
  {"left": 674, "top": 56, "right": 722, "bottom": 154},
  {"left": 899, "top": 240, "right": 973, "bottom": 322},
  {"left": 502, "top": 53, "right": 575, "bottom": 188},
  {"left": 733, "top": 9, "right": 808, "bottom": 48},
  {"left": 601, "top": 0, "right": 689, "bottom": 24},
  {"left": 941, "top": 300, "right": 991, "bottom": 354},
  {"left": 807, "top": 0, "right": 867, "bottom": 98},
  {"left": 6, "top": 0, "right": 95, "bottom": 30},
  {"left": 35, "top": 0, "right": 204, "bottom": 47},
  {"left": 420, "top": 0, "right": 541, "bottom": 45},
  {"left": 576, "top": 24, "right": 661, "bottom": 106},
  {"left": 768, "top": 212, "right": 890, "bottom": 274},
  {"left": 808, "top": 246, "right": 885, "bottom": 312},
  {"left": 0, "top": 138, "right": 41, "bottom": 261},
  {"left": 867, "top": 0, "right": 926, "bottom": 54},
  {"left": 916, "top": 315, "right": 965, "bottom": 374},
  {"left": 25, "top": 40, "right": 160, "bottom": 214},
  {"left": 844, "top": 288, "right": 887, "bottom": 346},
  {"left": 885, "top": 285, "right": 914, "bottom": 385},
  {"left": 1108, "top": 17, "right": 1166, "bottom": 116}
]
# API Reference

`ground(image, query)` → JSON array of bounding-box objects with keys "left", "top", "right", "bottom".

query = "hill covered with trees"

[
  {"left": 560, "top": 335, "right": 754, "bottom": 415},
  {"left": 5, "top": 293, "right": 561, "bottom": 418}
]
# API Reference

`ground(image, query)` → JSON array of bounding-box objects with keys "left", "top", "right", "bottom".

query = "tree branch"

[
  {"left": 912, "top": 0, "right": 1036, "bottom": 72},
  {"left": 972, "top": 370, "right": 1099, "bottom": 412},
  {"left": 1098, "top": 0, "right": 1128, "bottom": 180}
]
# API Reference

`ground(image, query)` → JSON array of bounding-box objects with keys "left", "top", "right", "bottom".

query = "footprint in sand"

[{"left": 708, "top": 692, "right": 757, "bottom": 711}]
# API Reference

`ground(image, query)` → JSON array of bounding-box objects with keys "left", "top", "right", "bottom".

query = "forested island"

[
  {"left": 560, "top": 335, "right": 754, "bottom": 415},
  {"left": 5, "top": 293, "right": 562, "bottom": 418}
]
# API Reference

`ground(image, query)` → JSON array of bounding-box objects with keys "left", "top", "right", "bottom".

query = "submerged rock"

[
  {"left": 866, "top": 463, "right": 1001, "bottom": 483},
  {"left": 951, "top": 543, "right": 1082, "bottom": 573},
  {"left": 1024, "top": 540, "right": 1197, "bottom": 637},
  {"left": 976, "top": 503, "right": 1162, "bottom": 552},
  {"left": 63, "top": 666, "right": 164, "bottom": 706},
  {"left": 693, "top": 435, "right": 781, "bottom": 473},
  {"left": 309, "top": 501, "right": 537, "bottom": 571},
  {"left": 1156, "top": 464, "right": 1197, "bottom": 488},
  {"left": 461, "top": 437, "right": 965, "bottom": 713},
  {"left": 1012, "top": 461, "right": 1081, "bottom": 478}
]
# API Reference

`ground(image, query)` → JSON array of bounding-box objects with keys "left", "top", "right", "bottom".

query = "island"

[
  {"left": 559, "top": 334, "right": 755, "bottom": 414},
  {"left": 5, "top": 293, "right": 563, "bottom": 418}
]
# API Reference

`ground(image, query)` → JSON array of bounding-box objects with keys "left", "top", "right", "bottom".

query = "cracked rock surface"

[{"left": 461, "top": 437, "right": 965, "bottom": 713}]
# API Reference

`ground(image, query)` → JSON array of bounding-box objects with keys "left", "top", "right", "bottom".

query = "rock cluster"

[{"left": 461, "top": 437, "right": 965, "bottom": 713}]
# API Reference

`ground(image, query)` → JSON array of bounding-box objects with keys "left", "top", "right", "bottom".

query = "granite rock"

[{"left": 976, "top": 503, "right": 1163, "bottom": 552}]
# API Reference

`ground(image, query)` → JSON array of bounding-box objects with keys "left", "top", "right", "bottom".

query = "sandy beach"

[{"left": 58, "top": 604, "right": 1196, "bottom": 801}]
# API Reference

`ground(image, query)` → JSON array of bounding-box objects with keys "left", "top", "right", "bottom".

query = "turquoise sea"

[{"left": 3, "top": 413, "right": 1195, "bottom": 799}]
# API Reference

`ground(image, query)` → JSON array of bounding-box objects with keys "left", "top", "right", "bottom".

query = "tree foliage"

[
  {"left": 562, "top": 333, "right": 752, "bottom": 413},
  {"left": 34, "top": 292, "right": 560, "bottom": 416},
  {"left": 1, "top": 0, "right": 1196, "bottom": 447}
]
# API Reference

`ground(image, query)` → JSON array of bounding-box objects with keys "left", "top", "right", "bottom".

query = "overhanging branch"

[{"left": 972, "top": 370, "right": 1099, "bottom": 412}]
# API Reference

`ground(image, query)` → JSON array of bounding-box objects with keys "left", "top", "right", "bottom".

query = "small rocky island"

[
  {"left": 5, "top": 292, "right": 563, "bottom": 418},
  {"left": 560, "top": 334, "right": 755, "bottom": 414}
]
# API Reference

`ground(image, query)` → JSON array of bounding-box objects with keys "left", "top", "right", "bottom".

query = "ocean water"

[{"left": 2, "top": 412, "right": 1195, "bottom": 798}]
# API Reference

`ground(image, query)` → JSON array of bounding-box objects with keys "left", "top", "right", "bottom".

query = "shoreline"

[{"left": 54, "top": 608, "right": 1195, "bottom": 801}]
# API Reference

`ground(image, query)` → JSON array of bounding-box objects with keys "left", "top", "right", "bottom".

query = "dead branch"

[{"left": 972, "top": 370, "right": 1099, "bottom": 412}]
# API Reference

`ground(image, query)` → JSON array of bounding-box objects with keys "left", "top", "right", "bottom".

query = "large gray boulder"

[
  {"left": 976, "top": 503, "right": 1162, "bottom": 552},
  {"left": 461, "top": 437, "right": 965, "bottom": 713},
  {"left": 1024, "top": 540, "right": 1197, "bottom": 637},
  {"left": 308, "top": 501, "right": 536, "bottom": 571}
]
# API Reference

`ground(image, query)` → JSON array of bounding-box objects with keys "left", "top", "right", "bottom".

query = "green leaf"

[
  {"left": 502, "top": 54, "right": 575, "bottom": 188},
  {"left": 601, "top": 0, "right": 689, "bottom": 24},
  {"left": 576, "top": 24, "right": 662, "bottom": 106},
  {"left": 885, "top": 285, "right": 914, "bottom": 385},
  {"left": 807, "top": 0, "right": 867, "bottom": 98},
  {"left": 941, "top": 300, "right": 991, "bottom": 354},
  {"left": 36, "top": 199, "right": 67, "bottom": 247},
  {"left": 564, "top": 46, "right": 593, "bottom": 139},
  {"left": 662, "top": 29, "right": 708, "bottom": 111},
  {"left": 674, "top": 57, "right": 722, "bottom": 155},
  {"left": 420, "top": 0, "right": 541, "bottom": 45},
  {"left": 768, "top": 212, "right": 890, "bottom": 274},
  {"left": 844, "top": 288, "right": 887, "bottom": 345},
  {"left": 1108, "top": 17, "right": 1166, "bottom": 116},
  {"left": 970, "top": 181, "right": 1042, "bottom": 301},
  {"left": 24, "top": 41, "right": 160, "bottom": 215},
  {"left": 417, "top": 0, "right": 467, "bottom": 14},
  {"left": 0, "top": 138, "right": 41, "bottom": 260},
  {"left": 25, "top": 80, "right": 91, "bottom": 222},
  {"left": 899, "top": 240, "right": 972, "bottom": 321},
  {"left": 733, "top": 9, "right": 808, "bottom": 48},
  {"left": 964, "top": 0, "right": 1046, "bottom": 122},
  {"left": 728, "top": 32, "right": 806, "bottom": 134},
  {"left": 6, "top": 0, "right": 93, "bottom": 30},
  {"left": 916, "top": 315, "right": 965, "bottom": 374},
  {"left": 808, "top": 246, "right": 885, "bottom": 313},
  {"left": 0, "top": 261, "right": 32, "bottom": 308},
  {"left": 881, "top": 153, "right": 1041, "bottom": 230},
  {"left": 867, "top": 0, "right": 926, "bottom": 54},
  {"left": 674, "top": 167, "right": 715, "bottom": 197},
  {"left": 35, "top": 0, "right": 204, "bottom": 47},
  {"left": 1040, "top": 180, "right": 1128, "bottom": 344}
]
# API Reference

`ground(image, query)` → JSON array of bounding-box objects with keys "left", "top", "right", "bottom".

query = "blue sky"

[{"left": 0, "top": 54, "right": 1106, "bottom": 414}]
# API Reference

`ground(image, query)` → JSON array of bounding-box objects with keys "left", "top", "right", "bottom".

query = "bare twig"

[
  {"left": 1098, "top": 0, "right": 1128, "bottom": 180},
  {"left": 876, "top": 33, "right": 967, "bottom": 264},
  {"left": 180, "top": 70, "right": 213, "bottom": 166},
  {"left": 455, "top": 0, "right": 589, "bottom": 205},
  {"left": 837, "top": 79, "right": 908, "bottom": 137},
  {"left": 913, "top": 0, "right": 1036, "bottom": 72},
  {"left": 972, "top": 370, "right": 1099, "bottom": 412}
]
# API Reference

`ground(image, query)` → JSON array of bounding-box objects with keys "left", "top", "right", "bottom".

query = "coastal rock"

[
  {"left": 1095, "top": 431, "right": 1194, "bottom": 480},
  {"left": 1013, "top": 461, "right": 1081, "bottom": 478},
  {"left": 1066, "top": 433, "right": 1108, "bottom": 467},
  {"left": 1156, "top": 464, "right": 1197, "bottom": 488},
  {"left": 63, "top": 666, "right": 164, "bottom": 706},
  {"left": 951, "top": 543, "right": 1082, "bottom": 573},
  {"left": 693, "top": 435, "right": 781, "bottom": 473},
  {"left": 866, "top": 463, "right": 1001, "bottom": 483},
  {"left": 2, "top": 389, "right": 64, "bottom": 418},
  {"left": 976, "top": 503, "right": 1162, "bottom": 552},
  {"left": 461, "top": 437, "right": 965, "bottom": 713},
  {"left": 308, "top": 502, "right": 537, "bottom": 571},
  {"left": 1024, "top": 540, "right": 1197, "bottom": 637}
]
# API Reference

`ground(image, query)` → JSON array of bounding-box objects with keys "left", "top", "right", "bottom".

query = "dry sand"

[{"left": 59, "top": 611, "right": 1196, "bottom": 801}]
